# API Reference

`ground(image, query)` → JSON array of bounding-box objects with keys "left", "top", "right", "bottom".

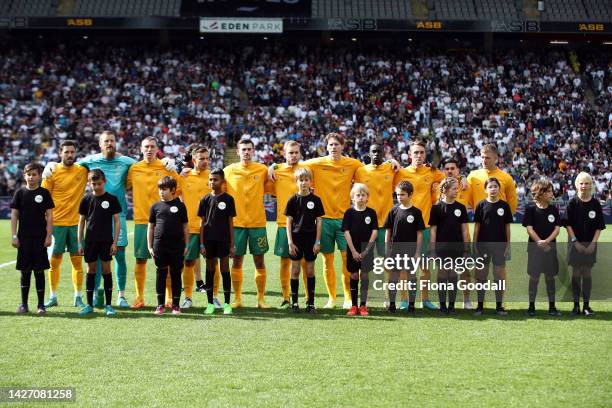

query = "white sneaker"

[
  {"left": 181, "top": 298, "right": 192, "bottom": 309},
  {"left": 323, "top": 299, "right": 336, "bottom": 309},
  {"left": 383, "top": 300, "right": 389, "bottom": 309},
  {"left": 342, "top": 300, "right": 352, "bottom": 310},
  {"left": 213, "top": 298, "right": 222, "bottom": 309},
  {"left": 463, "top": 300, "right": 473, "bottom": 310}
]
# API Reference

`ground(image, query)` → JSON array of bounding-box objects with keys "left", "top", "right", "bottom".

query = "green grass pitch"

[{"left": 1, "top": 221, "right": 611, "bottom": 407}]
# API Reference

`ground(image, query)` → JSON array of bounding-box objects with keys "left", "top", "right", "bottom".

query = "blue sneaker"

[
  {"left": 105, "top": 305, "right": 117, "bottom": 316},
  {"left": 116, "top": 297, "right": 129, "bottom": 308},
  {"left": 213, "top": 298, "right": 222, "bottom": 309},
  {"left": 44, "top": 297, "right": 58, "bottom": 308},
  {"left": 79, "top": 305, "right": 94, "bottom": 316},
  {"left": 422, "top": 300, "right": 439, "bottom": 310},
  {"left": 73, "top": 296, "right": 85, "bottom": 308},
  {"left": 399, "top": 300, "right": 409, "bottom": 310}
]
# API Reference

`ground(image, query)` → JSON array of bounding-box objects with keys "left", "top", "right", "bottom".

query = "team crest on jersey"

[
  {"left": 407, "top": 215, "right": 414, "bottom": 223},
  {"left": 101, "top": 201, "right": 110, "bottom": 209},
  {"left": 588, "top": 210, "right": 596, "bottom": 219},
  {"left": 34, "top": 195, "right": 43, "bottom": 203},
  {"left": 307, "top": 201, "right": 315, "bottom": 210},
  {"left": 218, "top": 202, "right": 227, "bottom": 210},
  {"left": 365, "top": 216, "right": 371, "bottom": 225},
  {"left": 497, "top": 208, "right": 505, "bottom": 216},
  {"left": 454, "top": 209, "right": 462, "bottom": 217},
  {"left": 170, "top": 206, "right": 178, "bottom": 213},
  {"left": 548, "top": 214, "right": 555, "bottom": 223}
]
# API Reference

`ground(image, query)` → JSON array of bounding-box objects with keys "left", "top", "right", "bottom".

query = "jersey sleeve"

[
  {"left": 43, "top": 189, "right": 55, "bottom": 210},
  {"left": 126, "top": 166, "right": 134, "bottom": 191},
  {"left": 370, "top": 209, "right": 378, "bottom": 232},
  {"left": 110, "top": 195, "right": 122, "bottom": 215},
  {"left": 284, "top": 196, "right": 295, "bottom": 217},
  {"left": 384, "top": 208, "right": 395, "bottom": 229},
  {"left": 197, "top": 197, "right": 207, "bottom": 219},
  {"left": 504, "top": 202, "right": 513, "bottom": 223},
  {"left": 521, "top": 206, "right": 533, "bottom": 227},
  {"left": 78, "top": 197, "right": 87, "bottom": 216},
  {"left": 459, "top": 204, "right": 469, "bottom": 223},
  {"left": 594, "top": 200, "right": 606, "bottom": 230},
  {"left": 552, "top": 207, "right": 561, "bottom": 227},
  {"left": 415, "top": 209, "right": 426, "bottom": 231},
  {"left": 148, "top": 205, "right": 157, "bottom": 224},
  {"left": 180, "top": 203, "right": 188, "bottom": 223},
  {"left": 228, "top": 196, "right": 237, "bottom": 218},
  {"left": 10, "top": 190, "right": 21, "bottom": 210},
  {"left": 474, "top": 202, "right": 483, "bottom": 223},
  {"left": 341, "top": 210, "right": 351, "bottom": 231},
  {"left": 315, "top": 196, "right": 325, "bottom": 218},
  {"left": 41, "top": 174, "right": 53, "bottom": 193},
  {"left": 429, "top": 205, "right": 439, "bottom": 226}
]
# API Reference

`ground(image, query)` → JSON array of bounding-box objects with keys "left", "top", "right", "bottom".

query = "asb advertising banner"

[{"left": 200, "top": 17, "right": 283, "bottom": 32}]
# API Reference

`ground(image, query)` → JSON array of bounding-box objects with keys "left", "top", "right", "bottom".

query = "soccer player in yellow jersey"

[
  {"left": 354, "top": 144, "right": 395, "bottom": 258},
  {"left": 467, "top": 143, "right": 517, "bottom": 307},
  {"left": 224, "top": 139, "right": 272, "bottom": 308},
  {"left": 178, "top": 145, "right": 222, "bottom": 308},
  {"left": 42, "top": 140, "right": 88, "bottom": 308},
  {"left": 300, "top": 133, "right": 365, "bottom": 309},
  {"left": 393, "top": 140, "right": 445, "bottom": 310},
  {"left": 467, "top": 144, "right": 518, "bottom": 214},
  {"left": 268, "top": 140, "right": 306, "bottom": 308},
  {"left": 440, "top": 157, "right": 473, "bottom": 309},
  {"left": 127, "top": 137, "right": 181, "bottom": 309}
]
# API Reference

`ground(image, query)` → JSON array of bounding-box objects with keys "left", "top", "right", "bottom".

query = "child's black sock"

[
  {"left": 20, "top": 270, "right": 31, "bottom": 306},
  {"left": 307, "top": 276, "right": 315, "bottom": 306},
  {"left": 34, "top": 270, "right": 45, "bottom": 307},
  {"left": 221, "top": 272, "right": 231, "bottom": 304},
  {"left": 290, "top": 278, "right": 299, "bottom": 305},
  {"left": 205, "top": 268, "right": 215, "bottom": 304},
  {"left": 103, "top": 273, "right": 113, "bottom": 306},
  {"left": 350, "top": 278, "right": 358, "bottom": 307},
  {"left": 86, "top": 273, "right": 96, "bottom": 306}
]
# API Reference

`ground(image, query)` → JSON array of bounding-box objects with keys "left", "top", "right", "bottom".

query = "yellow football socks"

[
  {"left": 280, "top": 257, "right": 291, "bottom": 301},
  {"left": 69, "top": 255, "right": 84, "bottom": 293},
  {"left": 323, "top": 253, "right": 336, "bottom": 301},
  {"left": 255, "top": 267, "right": 267, "bottom": 302},
  {"left": 48, "top": 256, "right": 62, "bottom": 295},
  {"left": 134, "top": 263, "right": 147, "bottom": 303},
  {"left": 231, "top": 267, "right": 243, "bottom": 303},
  {"left": 340, "top": 251, "right": 351, "bottom": 300},
  {"left": 183, "top": 264, "right": 195, "bottom": 298}
]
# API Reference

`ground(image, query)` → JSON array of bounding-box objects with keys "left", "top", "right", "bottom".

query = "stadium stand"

[
  {"left": 68, "top": 0, "right": 181, "bottom": 17},
  {"left": 0, "top": 42, "right": 609, "bottom": 203},
  {"left": 539, "top": 0, "right": 589, "bottom": 22},
  {"left": 431, "top": 0, "right": 478, "bottom": 20},
  {"left": 4, "top": 0, "right": 56, "bottom": 16},
  {"left": 473, "top": 0, "right": 522, "bottom": 20},
  {"left": 311, "top": 0, "right": 414, "bottom": 19}
]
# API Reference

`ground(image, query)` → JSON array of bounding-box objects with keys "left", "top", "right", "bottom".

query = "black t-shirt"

[
  {"left": 474, "top": 199, "right": 513, "bottom": 242},
  {"left": 78, "top": 192, "right": 122, "bottom": 242},
  {"left": 10, "top": 186, "right": 54, "bottom": 238},
  {"left": 429, "top": 201, "right": 468, "bottom": 248},
  {"left": 341, "top": 207, "right": 378, "bottom": 250},
  {"left": 563, "top": 197, "right": 606, "bottom": 242},
  {"left": 198, "top": 192, "right": 236, "bottom": 241},
  {"left": 384, "top": 205, "right": 425, "bottom": 243},
  {"left": 522, "top": 204, "right": 561, "bottom": 243},
  {"left": 149, "top": 198, "right": 188, "bottom": 250},
  {"left": 284, "top": 193, "right": 325, "bottom": 234}
]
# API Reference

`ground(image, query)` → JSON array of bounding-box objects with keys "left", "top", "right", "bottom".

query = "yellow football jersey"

[
  {"left": 354, "top": 162, "right": 395, "bottom": 227},
  {"left": 224, "top": 162, "right": 269, "bottom": 228},
  {"left": 467, "top": 168, "right": 518, "bottom": 214},
  {"left": 270, "top": 163, "right": 303, "bottom": 227},
  {"left": 180, "top": 169, "right": 211, "bottom": 234},
  {"left": 302, "top": 156, "right": 363, "bottom": 219},
  {"left": 127, "top": 159, "right": 181, "bottom": 224},
  {"left": 42, "top": 163, "right": 88, "bottom": 226},
  {"left": 394, "top": 165, "right": 445, "bottom": 226}
]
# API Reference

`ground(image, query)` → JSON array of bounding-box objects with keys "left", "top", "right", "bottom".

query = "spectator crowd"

[{"left": 0, "top": 41, "right": 610, "bottom": 204}]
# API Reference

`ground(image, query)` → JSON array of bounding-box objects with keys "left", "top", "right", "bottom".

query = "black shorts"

[
  {"left": 289, "top": 232, "right": 317, "bottom": 262},
  {"left": 16, "top": 236, "right": 49, "bottom": 271},
  {"left": 347, "top": 251, "right": 375, "bottom": 273},
  {"left": 204, "top": 240, "right": 230, "bottom": 259},
  {"left": 527, "top": 243, "right": 559, "bottom": 277},
  {"left": 84, "top": 240, "right": 113, "bottom": 263},
  {"left": 567, "top": 241, "right": 598, "bottom": 267},
  {"left": 154, "top": 248, "right": 183, "bottom": 270},
  {"left": 476, "top": 242, "right": 506, "bottom": 267}
]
